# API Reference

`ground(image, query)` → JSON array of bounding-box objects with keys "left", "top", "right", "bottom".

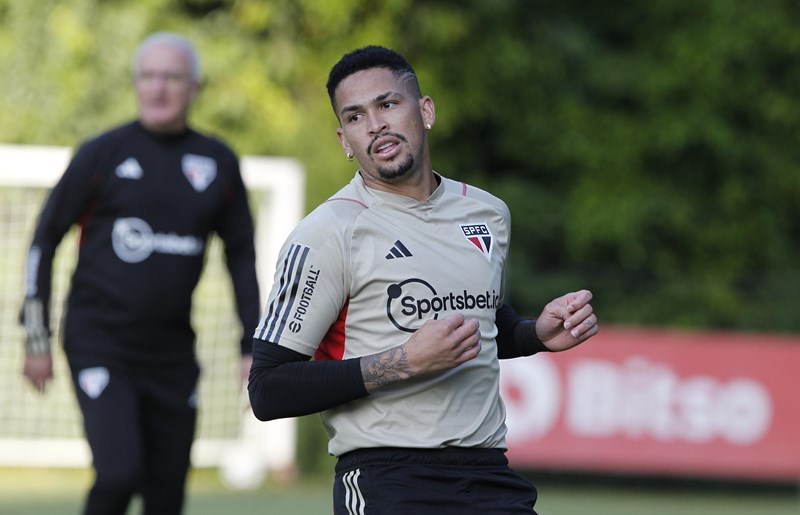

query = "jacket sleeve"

[
  {"left": 21, "top": 143, "right": 104, "bottom": 346},
  {"left": 214, "top": 156, "right": 260, "bottom": 356}
]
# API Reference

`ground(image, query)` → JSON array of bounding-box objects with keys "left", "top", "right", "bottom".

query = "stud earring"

[
  {"left": 346, "top": 152, "right": 353, "bottom": 162},
  {"left": 425, "top": 123, "right": 432, "bottom": 130}
]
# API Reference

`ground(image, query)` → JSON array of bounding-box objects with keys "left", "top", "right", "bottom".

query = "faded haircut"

[{"left": 326, "top": 45, "right": 421, "bottom": 116}]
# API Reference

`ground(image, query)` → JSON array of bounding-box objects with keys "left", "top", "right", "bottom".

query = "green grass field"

[{"left": 0, "top": 467, "right": 797, "bottom": 514}]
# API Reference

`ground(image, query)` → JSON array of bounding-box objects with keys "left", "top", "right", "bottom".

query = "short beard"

[{"left": 376, "top": 154, "right": 414, "bottom": 181}]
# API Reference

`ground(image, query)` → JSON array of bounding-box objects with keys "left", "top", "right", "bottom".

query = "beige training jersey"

[{"left": 255, "top": 171, "right": 511, "bottom": 456}]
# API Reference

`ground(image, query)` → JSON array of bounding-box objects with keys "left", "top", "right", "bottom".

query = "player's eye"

[{"left": 135, "top": 71, "right": 190, "bottom": 85}]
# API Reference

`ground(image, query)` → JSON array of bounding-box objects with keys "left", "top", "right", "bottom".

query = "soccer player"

[
  {"left": 248, "top": 45, "right": 598, "bottom": 514},
  {"left": 20, "top": 32, "right": 260, "bottom": 515}
]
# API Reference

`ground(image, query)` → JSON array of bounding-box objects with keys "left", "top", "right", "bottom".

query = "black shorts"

[{"left": 333, "top": 447, "right": 538, "bottom": 515}]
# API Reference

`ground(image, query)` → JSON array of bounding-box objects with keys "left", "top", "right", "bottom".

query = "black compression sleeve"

[
  {"left": 495, "top": 304, "right": 549, "bottom": 359},
  {"left": 248, "top": 339, "right": 368, "bottom": 421}
]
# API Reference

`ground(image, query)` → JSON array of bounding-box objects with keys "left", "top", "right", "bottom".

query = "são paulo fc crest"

[
  {"left": 460, "top": 223, "right": 493, "bottom": 260},
  {"left": 78, "top": 367, "right": 109, "bottom": 400},
  {"left": 182, "top": 154, "right": 217, "bottom": 192}
]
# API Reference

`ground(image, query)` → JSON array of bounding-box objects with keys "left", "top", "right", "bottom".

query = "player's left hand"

[{"left": 535, "top": 289, "right": 598, "bottom": 352}]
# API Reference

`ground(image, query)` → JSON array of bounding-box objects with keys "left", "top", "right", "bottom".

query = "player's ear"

[
  {"left": 420, "top": 95, "right": 435, "bottom": 131},
  {"left": 336, "top": 128, "right": 353, "bottom": 159},
  {"left": 186, "top": 78, "right": 202, "bottom": 105}
]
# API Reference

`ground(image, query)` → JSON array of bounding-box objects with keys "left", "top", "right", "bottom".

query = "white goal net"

[{"left": 0, "top": 144, "right": 304, "bottom": 475}]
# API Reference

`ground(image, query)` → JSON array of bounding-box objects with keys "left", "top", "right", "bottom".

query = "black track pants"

[{"left": 68, "top": 354, "right": 199, "bottom": 515}]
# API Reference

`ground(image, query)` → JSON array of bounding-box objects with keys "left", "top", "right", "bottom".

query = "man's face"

[
  {"left": 335, "top": 68, "right": 433, "bottom": 184},
  {"left": 134, "top": 43, "right": 198, "bottom": 133}
]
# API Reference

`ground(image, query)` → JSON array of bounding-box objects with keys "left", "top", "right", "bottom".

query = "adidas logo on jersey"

[
  {"left": 115, "top": 157, "right": 143, "bottom": 179},
  {"left": 385, "top": 240, "right": 413, "bottom": 259}
]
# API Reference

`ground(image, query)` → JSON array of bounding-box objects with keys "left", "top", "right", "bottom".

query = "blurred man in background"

[
  {"left": 248, "top": 45, "right": 598, "bottom": 514},
  {"left": 20, "top": 32, "right": 260, "bottom": 515}
]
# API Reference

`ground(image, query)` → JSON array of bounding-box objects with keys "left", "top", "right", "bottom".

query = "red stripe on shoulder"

[
  {"left": 324, "top": 197, "right": 369, "bottom": 209},
  {"left": 461, "top": 182, "right": 468, "bottom": 196},
  {"left": 314, "top": 298, "right": 349, "bottom": 361}
]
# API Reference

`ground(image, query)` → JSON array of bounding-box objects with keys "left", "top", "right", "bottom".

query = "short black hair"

[{"left": 326, "top": 45, "right": 421, "bottom": 112}]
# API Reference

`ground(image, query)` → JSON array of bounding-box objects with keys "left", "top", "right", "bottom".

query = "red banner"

[{"left": 499, "top": 327, "right": 800, "bottom": 480}]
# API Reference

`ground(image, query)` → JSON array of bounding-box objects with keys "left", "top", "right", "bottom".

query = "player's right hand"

[{"left": 23, "top": 353, "right": 53, "bottom": 394}]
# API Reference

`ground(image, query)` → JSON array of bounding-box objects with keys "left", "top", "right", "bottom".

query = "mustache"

[{"left": 367, "top": 132, "right": 408, "bottom": 155}]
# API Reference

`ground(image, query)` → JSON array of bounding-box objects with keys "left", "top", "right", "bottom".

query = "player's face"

[
  {"left": 335, "top": 68, "right": 434, "bottom": 186},
  {"left": 134, "top": 43, "right": 199, "bottom": 133}
]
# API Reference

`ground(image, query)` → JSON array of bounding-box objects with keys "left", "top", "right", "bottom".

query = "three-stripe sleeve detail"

[{"left": 256, "top": 244, "right": 309, "bottom": 343}]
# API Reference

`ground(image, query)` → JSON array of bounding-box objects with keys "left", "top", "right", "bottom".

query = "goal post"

[{"left": 0, "top": 144, "right": 304, "bottom": 477}]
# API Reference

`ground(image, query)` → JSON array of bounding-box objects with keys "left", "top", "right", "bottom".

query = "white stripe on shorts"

[{"left": 343, "top": 468, "right": 365, "bottom": 515}]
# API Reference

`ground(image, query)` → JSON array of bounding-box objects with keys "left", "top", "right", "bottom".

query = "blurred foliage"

[{"left": 1, "top": 0, "right": 798, "bottom": 335}]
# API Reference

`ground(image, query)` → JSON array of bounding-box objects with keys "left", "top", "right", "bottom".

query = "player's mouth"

[{"left": 368, "top": 133, "right": 407, "bottom": 159}]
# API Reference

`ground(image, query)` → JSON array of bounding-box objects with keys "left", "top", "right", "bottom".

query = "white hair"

[{"left": 132, "top": 32, "right": 200, "bottom": 81}]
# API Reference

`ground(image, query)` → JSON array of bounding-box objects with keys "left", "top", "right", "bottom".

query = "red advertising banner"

[{"left": 499, "top": 327, "right": 800, "bottom": 481}]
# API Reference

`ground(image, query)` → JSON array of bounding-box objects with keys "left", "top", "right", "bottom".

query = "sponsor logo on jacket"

[{"left": 111, "top": 217, "right": 204, "bottom": 263}]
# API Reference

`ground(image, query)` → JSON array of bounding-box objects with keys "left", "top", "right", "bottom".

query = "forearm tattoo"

[{"left": 361, "top": 347, "right": 414, "bottom": 391}]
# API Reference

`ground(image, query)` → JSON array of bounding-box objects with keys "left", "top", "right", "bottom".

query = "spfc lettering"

[{"left": 460, "top": 223, "right": 493, "bottom": 260}]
